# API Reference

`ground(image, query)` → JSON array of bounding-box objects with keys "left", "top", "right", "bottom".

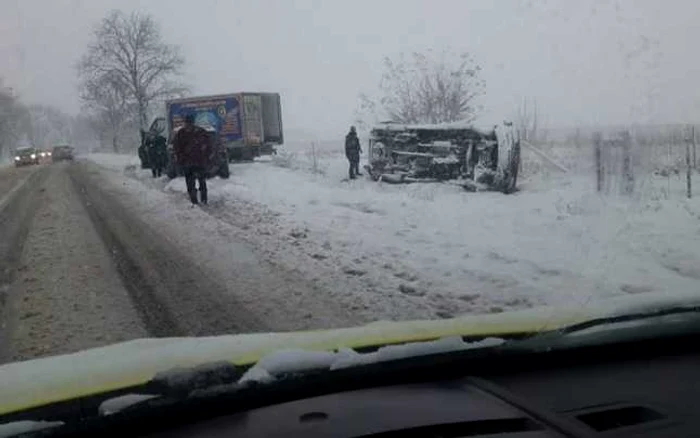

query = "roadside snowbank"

[
  {"left": 87, "top": 153, "right": 140, "bottom": 171},
  {"left": 86, "top": 149, "right": 700, "bottom": 320}
]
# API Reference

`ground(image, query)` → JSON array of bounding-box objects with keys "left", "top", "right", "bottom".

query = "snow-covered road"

[
  {"left": 0, "top": 160, "right": 360, "bottom": 363},
  {"left": 88, "top": 147, "right": 700, "bottom": 322},
  {"left": 1, "top": 145, "right": 698, "bottom": 362}
]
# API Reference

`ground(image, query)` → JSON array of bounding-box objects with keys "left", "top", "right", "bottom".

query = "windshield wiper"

[{"left": 540, "top": 304, "right": 700, "bottom": 337}]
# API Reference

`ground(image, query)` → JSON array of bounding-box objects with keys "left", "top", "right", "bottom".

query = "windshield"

[{"left": 0, "top": 0, "right": 699, "bottom": 416}]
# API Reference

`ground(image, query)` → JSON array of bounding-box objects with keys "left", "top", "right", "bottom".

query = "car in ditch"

[
  {"left": 365, "top": 121, "right": 520, "bottom": 193},
  {"left": 13, "top": 147, "right": 40, "bottom": 167}
]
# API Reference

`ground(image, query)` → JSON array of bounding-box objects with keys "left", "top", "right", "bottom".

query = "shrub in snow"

[
  {"left": 271, "top": 150, "right": 298, "bottom": 170},
  {"left": 271, "top": 147, "right": 328, "bottom": 176}
]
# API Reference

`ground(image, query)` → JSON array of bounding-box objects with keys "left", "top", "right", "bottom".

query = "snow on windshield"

[{"left": 239, "top": 336, "right": 505, "bottom": 384}]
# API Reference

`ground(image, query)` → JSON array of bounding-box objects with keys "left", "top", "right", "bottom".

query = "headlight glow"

[
  {"left": 47, "top": 152, "right": 52, "bottom": 156},
  {"left": 14, "top": 156, "right": 20, "bottom": 161},
  {"left": 30, "top": 154, "right": 36, "bottom": 159}
]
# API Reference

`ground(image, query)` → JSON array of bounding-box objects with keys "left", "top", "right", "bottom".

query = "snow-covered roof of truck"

[
  {"left": 372, "top": 120, "right": 492, "bottom": 133},
  {"left": 166, "top": 92, "right": 280, "bottom": 104}
]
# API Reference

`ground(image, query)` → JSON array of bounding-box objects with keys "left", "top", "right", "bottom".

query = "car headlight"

[
  {"left": 30, "top": 154, "right": 36, "bottom": 159},
  {"left": 14, "top": 156, "right": 20, "bottom": 161},
  {"left": 47, "top": 152, "right": 52, "bottom": 156},
  {"left": 40, "top": 152, "right": 45, "bottom": 157}
]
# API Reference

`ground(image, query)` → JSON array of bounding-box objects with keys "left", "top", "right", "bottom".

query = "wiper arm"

[
  {"left": 550, "top": 304, "right": 700, "bottom": 336},
  {"left": 139, "top": 337, "right": 506, "bottom": 401},
  {"left": 519, "top": 304, "right": 700, "bottom": 350}
]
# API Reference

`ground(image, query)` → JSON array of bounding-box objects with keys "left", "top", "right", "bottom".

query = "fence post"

[
  {"left": 693, "top": 125, "right": 697, "bottom": 170},
  {"left": 667, "top": 139, "right": 672, "bottom": 199},
  {"left": 311, "top": 141, "right": 318, "bottom": 174},
  {"left": 594, "top": 132, "right": 603, "bottom": 193},
  {"left": 517, "top": 129, "right": 523, "bottom": 176},
  {"left": 621, "top": 130, "right": 634, "bottom": 195},
  {"left": 687, "top": 133, "right": 693, "bottom": 199}
]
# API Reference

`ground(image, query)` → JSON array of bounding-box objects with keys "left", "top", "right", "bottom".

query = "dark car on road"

[
  {"left": 13, "top": 147, "right": 40, "bottom": 167},
  {"left": 52, "top": 145, "right": 75, "bottom": 162}
]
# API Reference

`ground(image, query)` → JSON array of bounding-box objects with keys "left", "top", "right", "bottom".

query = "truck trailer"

[
  {"left": 138, "top": 92, "right": 284, "bottom": 178},
  {"left": 166, "top": 92, "right": 283, "bottom": 161}
]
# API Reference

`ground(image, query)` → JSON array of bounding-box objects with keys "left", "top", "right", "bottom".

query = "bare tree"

[
  {"left": 80, "top": 71, "right": 134, "bottom": 152},
  {"left": 0, "top": 81, "right": 28, "bottom": 159},
  {"left": 23, "top": 105, "right": 73, "bottom": 150},
  {"left": 358, "top": 49, "right": 484, "bottom": 126},
  {"left": 78, "top": 10, "right": 186, "bottom": 130}
]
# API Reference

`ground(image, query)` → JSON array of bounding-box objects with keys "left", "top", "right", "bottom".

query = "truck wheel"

[
  {"left": 241, "top": 148, "right": 254, "bottom": 161},
  {"left": 228, "top": 149, "right": 241, "bottom": 162}
]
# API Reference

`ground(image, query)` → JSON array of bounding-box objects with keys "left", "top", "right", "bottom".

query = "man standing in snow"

[
  {"left": 345, "top": 126, "right": 362, "bottom": 179},
  {"left": 173, "top": 114, "right": 211, "bottom": 205}
]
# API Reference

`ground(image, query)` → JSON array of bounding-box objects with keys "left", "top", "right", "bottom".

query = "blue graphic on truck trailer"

[{"left": 168, "top": 96, "right": 243, "bottom": 142}]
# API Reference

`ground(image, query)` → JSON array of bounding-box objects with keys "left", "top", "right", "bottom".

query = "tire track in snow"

[
  {"left": 4, "top": 164, "right": 147, "bottom": 362},
  {"left": 70, "top": 165, "right": 268, "bottom": 337},
  {"left": 0, "top": 166, "right": 52, "bottom": 361}
]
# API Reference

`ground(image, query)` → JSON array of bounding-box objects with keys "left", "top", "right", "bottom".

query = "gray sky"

[{"left": 1, "top": 0, "right": 698, "bottom": 138}]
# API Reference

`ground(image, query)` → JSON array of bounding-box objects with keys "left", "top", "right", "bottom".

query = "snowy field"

[{"left": 86, "top": 142, "right": 700, "bottom": 321}]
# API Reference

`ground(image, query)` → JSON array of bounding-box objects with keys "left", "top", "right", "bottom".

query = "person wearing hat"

[
  {"left": 173, "top": 114, "right": 211, "bottom": 205},
  {"left": 345, "top": 126, "right": 363, "bottom": 179}
]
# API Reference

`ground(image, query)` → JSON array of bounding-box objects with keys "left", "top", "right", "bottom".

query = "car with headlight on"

[
  {"left": 13, "top": 147, "right": 40, "bottom": 167},
  {"left": 52, "top": 145, "right": 74, "bottom": 162},
  {"left": 37, "top": 149, "right": 52, "bottom": 162}
]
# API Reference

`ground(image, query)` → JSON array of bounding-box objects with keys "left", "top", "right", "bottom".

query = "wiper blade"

[
  {"left": 138, "top": 337, "right": 506, "bottom": 400},
  {"left": 517, "top": 304, "right": 700, "bottom": 352},
  {"left": 144, "top": 361, "right": 243, "bottom": 398},
  {"left": 28, "top": 338, "right": 514, "bottom": 437},
  {"left": 545, "top": 304, "right": 700, "bottom": 337}
]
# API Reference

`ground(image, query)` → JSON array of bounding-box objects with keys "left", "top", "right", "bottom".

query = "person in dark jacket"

[
  {"left": 345, "top": 126, "right": 362, "bottom": 179},
  {"left": 173, "top": 114, "right": 211, "bottom": 205},
  {"left": 147, "top": 133, "right": 167, "bottom": 178}
]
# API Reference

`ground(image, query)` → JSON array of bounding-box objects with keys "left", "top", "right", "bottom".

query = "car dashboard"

[{"left": 139, "top": 338, "right": 699, "bottom": 438}]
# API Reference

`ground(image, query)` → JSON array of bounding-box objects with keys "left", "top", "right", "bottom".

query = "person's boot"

[
  {"left": 200, "top": 188, "right": 208, "bottom": 205},
  {"left": 152, "top": 169, "right": 157, "bottom": 178},
  {"left": 188, "top": 190, "right": 199, "bottom": 205}
]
